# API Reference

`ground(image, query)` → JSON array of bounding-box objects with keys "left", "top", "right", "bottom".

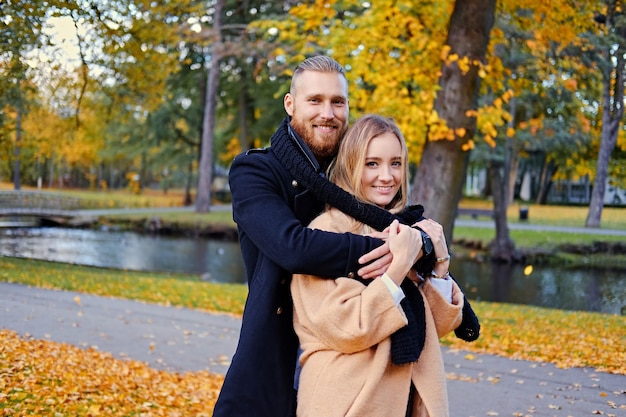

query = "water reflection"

[
  {"left": 451, "top": 261, "right": 624, "bottom": 315},
  {"left": 1, "top": 227, "right": 624, "bottom": 315},
  {"left": 0, "top": 227, "right": 246, "bottom": 284}
]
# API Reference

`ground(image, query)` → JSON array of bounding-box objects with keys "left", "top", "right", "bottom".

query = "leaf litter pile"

[
  {"left": 1, "top": 257, "right": 625, "bottom": 415},
  {"left": 1, "top": 330, "right": 223, "bottom": 416}
]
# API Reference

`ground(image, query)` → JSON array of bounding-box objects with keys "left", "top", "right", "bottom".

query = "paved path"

[{"left": 2, "top": 282, "right": 624, "bottom": 416}]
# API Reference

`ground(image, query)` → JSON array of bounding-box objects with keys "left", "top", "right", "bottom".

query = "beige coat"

[{"left": 292, "top": 208, "right": 464, "bottom": 417}]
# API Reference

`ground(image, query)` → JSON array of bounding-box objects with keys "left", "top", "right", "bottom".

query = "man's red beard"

[{"left": 290, "top": 117, "right": 344, "bottom": 160}]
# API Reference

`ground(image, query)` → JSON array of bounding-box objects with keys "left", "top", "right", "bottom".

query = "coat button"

[
  {"left": 347, "top": 272, "right": 355, "bottom": 278},
  {"left": 276, "top": 306, "right": 283, "bottom": 315},
  {"left": 291, "top": 180, "right": 298, "bottom": 188}
]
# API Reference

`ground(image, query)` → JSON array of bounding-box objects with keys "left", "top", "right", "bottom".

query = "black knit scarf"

[{"left": 272, "top": 118, "right": 479, "bottom": 364}]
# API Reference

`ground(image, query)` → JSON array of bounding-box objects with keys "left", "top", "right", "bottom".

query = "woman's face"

[{"left": 361, "top": 132, "right": 403, "bottom": 208}]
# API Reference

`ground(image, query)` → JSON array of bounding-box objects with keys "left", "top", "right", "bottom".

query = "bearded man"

[{"left": 213, "top": 55, "right": 393, "bottom": 417}]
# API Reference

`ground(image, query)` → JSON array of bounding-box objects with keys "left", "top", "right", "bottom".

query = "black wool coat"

[{"left": 212, "top": 119, "right": 382, "bottom": 417}]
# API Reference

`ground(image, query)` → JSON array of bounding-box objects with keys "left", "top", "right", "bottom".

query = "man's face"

[{"left": 284, "top": 70, "right": 349, "bottom": 160}]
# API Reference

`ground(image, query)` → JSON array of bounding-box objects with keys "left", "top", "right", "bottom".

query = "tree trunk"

[
  {"left": 238, "top": 69, "right": 252, "bottom": 151},
  {"left": 488, "top": 94, "right": 522, "bottom": 263},
  {"left": 507, "top": 153, "right": 519, "bottom": 203},
  {"left": 48, "top": 152, "right": 55, "bottom": 189},
  {"left": 585, "top": 65, "right": 623, "bottom": 226},
  {"left": 535, "top": 159, "right": 557, "bottom": 205},
  {"left": 184, "top": 160, "right": 194, "bottom": 206},
  {"left": 13, "top": 105, "right": 22, "bottom": 191},
  {"left": 195, "top": 0, "right": 223, "bottom": 213},
  {"left": 586, "top": 113, "right": 620, "bottom": 226},
  {"left": 410, "top": 0, "right": 496, "bottom": 242},
  {"left": 586, "top": 2, "right": 625, "bottom": 227},
  {"left": 488, "top": 159, "right": 520, "bottom": 262},
  {"left": 506, "top": 96, "right": 518, "bottom": 204},
  {"left": 481, "top": 165, "right": 492, "bottom": 198}
]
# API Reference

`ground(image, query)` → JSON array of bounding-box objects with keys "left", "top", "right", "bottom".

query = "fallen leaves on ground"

[
  {"left": 1, "top": 257, "right": 625, "bottom": 415},
  {"left": 0, "top": 330, "right": 224, "bottom": 416},
  {"left": 441, "top": 301, "right": 626, "bottom": 375}
]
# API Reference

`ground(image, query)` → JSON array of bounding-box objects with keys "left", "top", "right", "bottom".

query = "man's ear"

[{"left": 284, "top": 93, "right": 294, "bottom": 116}]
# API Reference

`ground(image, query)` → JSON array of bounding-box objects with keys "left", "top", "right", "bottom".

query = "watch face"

[
  {"left": 414, "top": 228, "right": 435, "bottom": 276},
  {"left": 420, "top": 229, "right": 434, "bottom": 255}
]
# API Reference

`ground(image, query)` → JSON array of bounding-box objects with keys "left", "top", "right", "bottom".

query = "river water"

[{"left": 1, "top": 227, "right": 624, "bottom": 316}]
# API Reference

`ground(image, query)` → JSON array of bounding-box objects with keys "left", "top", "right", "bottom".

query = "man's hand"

[
  {"left": 413, "top": 218, "right": 450, "bottom": 277},
  {"left": 357, "top": 230, "right": 391, "bottom": 279}
]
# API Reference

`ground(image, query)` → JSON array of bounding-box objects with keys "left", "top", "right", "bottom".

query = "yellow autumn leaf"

[
  {"left": 88, "top": 404, "right": 101, "bottom": 415},
  {"left": 563, "top": 78, "right": 578, "bottom": 91},
  {"left": 427, "top": 110, "right": 440, "bottom": 124},
  {"left": 440, "top": 44, "right": 451, "bottom": 60},
  {"left": 461, "top": 140, "right": 475, "bottom": 151},
  {"left": 484, "top": 135, "right": 497, "bottom": 148},
  {"left": 458, "top": 56, "right": 471, "bottom": 74}
]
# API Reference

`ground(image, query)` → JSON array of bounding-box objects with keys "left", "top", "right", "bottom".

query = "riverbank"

[{"left": 72, "top": 210, "right": 626, "bottom": 269}]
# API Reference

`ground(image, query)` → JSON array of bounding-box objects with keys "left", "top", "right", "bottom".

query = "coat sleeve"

[
  {"left": 421, "top": 279, "right": 464, "bottom": 338},
  {"left": 292, "top": 273, "right": 408, "bottom": 354},
  {"left": 229, "top": 152, "right": 381, "bottom": 278}
]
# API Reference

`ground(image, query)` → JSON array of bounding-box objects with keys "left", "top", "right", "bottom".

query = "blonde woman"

[{"left": 291, "top": 115, "right": 465, "bottom": 417}]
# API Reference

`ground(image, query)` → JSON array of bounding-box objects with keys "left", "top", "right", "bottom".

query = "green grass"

[
  {"left": 102, "top": 209, "right": 235, "bottom": 226},
  {"left": 453, "top": 225, "right": 626, "bottom": 247},
  {"left": 0, "top": 257, "right": 246, "bottom": 315}
]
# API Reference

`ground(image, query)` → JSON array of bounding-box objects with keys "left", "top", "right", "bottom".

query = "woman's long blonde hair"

[{"left": 329, "top": 114, "right": 409, "bottom": 216}]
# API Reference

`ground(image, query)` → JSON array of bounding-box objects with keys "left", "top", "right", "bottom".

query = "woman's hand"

[{"left": 385, "top": 220, "right": 422, "bottom": 285}]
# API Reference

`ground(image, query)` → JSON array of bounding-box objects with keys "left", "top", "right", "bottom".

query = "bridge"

[
  {"left": 0, "top": 191, "right": 206, "bottom": 227},
  {"left": 0, "top": 191, "right": 92, "bottom": 226}
]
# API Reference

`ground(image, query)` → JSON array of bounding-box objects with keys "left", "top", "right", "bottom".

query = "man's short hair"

[{"left": 290, "top": 55, "right": 346, "bottom": 94}]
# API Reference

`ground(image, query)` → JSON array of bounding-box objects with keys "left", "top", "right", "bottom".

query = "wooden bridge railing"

[{"left": 0, "top": 191, "right": 85, "bottom": 210}]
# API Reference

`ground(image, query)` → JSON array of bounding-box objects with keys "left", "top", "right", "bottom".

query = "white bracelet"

[{"left": 435, "top": 254, "right": 451, "bottom": 264}]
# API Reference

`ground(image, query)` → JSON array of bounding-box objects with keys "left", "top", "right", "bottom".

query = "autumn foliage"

[{"left": 0, "top": 329, "right": 223, "bottom": 416}]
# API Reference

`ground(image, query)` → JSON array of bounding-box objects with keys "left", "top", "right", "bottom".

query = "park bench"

[
  {"left": 455, "top": 208, "right": 494, "bottom": 219},
  {"left": 456, "top": 207, "right": 529, "bottom": 221}
]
